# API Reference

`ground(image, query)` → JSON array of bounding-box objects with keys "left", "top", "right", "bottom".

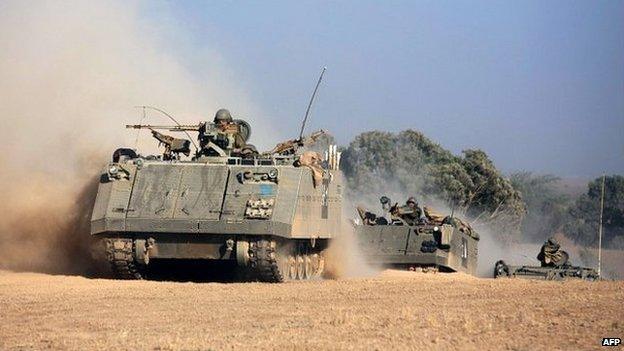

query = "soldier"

[
  {"left": 213, "top": 108, "right": 247, "bottom": 149},
  {"left": 214, "top": 108, "right": 231, "bottom": 125},
  {"left": 393, "top": 197, "right": 425, "bottom": 226},
  {"left": 198, "top": 108, "right": 254, "bottom": 157},
  {"left": 537, "top": 237, "right": 568, "bottom": 267}
]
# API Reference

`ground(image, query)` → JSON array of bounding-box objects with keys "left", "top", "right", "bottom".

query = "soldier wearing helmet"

[
  {"left": 198, "top": 108, "right": 254, "bottom": 157},
  {"left": 390, "top": 196, "right": 426, "bottom": 225},
  {"left": 214, "top": 108, "right": 233, "bottom": 125},
  {"left": 406, "top": 197, "right": 418, "bottom": 207},
  {"left": 537, "top": 237, "right": 568, "bottom": 267}
]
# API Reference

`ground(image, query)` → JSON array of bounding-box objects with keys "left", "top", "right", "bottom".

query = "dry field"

[{"left": 0, "top": 270, "right": 622, "bottom": 351}]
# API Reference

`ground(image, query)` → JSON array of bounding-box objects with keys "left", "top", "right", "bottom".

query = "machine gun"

[
  {"left": 126, "top": 124, "right": 194, "bottom": 160},
  {"left": 149, "top": 129, "right": 191, "bottom": 160},
  {"left": 127, "top": 123, "right": 200, "bottom": 158},
  {"left": 126, "top": 124, "right": 202, "bottom": 131},
  {"left": 265, "top": 129, "right": 328, "bottom": 156},
  {"left": 127, "top": 120, "right": 252, "bottom": 158}
]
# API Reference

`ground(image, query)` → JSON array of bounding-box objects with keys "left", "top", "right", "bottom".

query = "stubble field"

[{"left": 0, "top": 269, "right": 622, "bottom": 351}]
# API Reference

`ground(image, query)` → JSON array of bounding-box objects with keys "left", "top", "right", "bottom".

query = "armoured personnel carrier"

[
  {"left": 90, "top": 108, "right": 342, "bottom": 282},
  {"left": 353, "top": 197, "right": 479, "bottom": 275},
  {"left": 493, "top": 237, "right": 599, "bottom": 281}
]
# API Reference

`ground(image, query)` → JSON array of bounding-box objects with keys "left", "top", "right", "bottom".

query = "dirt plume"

[
  {"left": 0, "top": 176, "right": 106, "bottom": 276},
  {"left": 0, "top": 0, "right": 260, "bottom": 275},
  {"left": 324, "top": 218, "right": 379, "bottom": 279},
  {"left": 474, "top": 224, "right": 542, "bottom": 277}
]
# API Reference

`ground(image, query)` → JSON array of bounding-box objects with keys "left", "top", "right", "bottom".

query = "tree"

[
  {"left": 341, "top": 129, "right": 526, "bottom": 236},
  {"left": 565, "top": 175, "right": 624, "bottom": 247},
  {"left": 510, "top": 172, "right": 571, "bottom": 242}
]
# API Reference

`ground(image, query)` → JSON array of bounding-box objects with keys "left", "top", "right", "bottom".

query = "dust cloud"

[
  {"left": 474, "top": 225, "right": 541, "bottom": 277},
  {"left": 324, "top": 208, "right": 379, "bottom": 279},
  {"left": 0, "top": 1, "right": 262, "bottom": 275}
]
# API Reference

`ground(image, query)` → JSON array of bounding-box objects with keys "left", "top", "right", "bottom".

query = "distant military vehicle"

[
  {"left": 493, "top": 237, "right": 599, "bottom": 281},
  {"left": 91, "top": 69, "right": 343, "bottom": 282},
  {"left": 353, "top": 197, "right": 479, "bottom": 275}
]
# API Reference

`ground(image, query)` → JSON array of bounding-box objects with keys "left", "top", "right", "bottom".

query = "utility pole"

[{"left": 598, "top": 174, "right": 606, "bottom": 277}]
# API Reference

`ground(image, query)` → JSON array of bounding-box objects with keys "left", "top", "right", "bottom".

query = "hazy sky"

[{"left": 146, "top": 1, "right": 622, "bottom": 177}]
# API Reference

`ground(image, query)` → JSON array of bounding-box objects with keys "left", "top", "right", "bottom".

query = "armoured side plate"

[{"left": 354, "top": 223, "right": 479, "bottom": 275}]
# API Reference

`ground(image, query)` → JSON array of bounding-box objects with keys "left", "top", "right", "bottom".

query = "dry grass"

[{"left": 0, "top": 270, "right": 621, "bottom": 350}]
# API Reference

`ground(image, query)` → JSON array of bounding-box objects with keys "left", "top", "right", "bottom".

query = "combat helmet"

[
  {"left": 214, "top": 108, "right": 233, "bottom": 123},
  {"left": 546, "top": 237, "right": 559, "bottom": 246},
  {"left": 406, "top": 197, "right": 417, "bottom": 205}
]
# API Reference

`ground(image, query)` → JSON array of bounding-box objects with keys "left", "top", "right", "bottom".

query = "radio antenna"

[
  {"left": 298, "top": 66, "right": 327, "bottom": 140},
  {"left": 134, "top": 105, "right": 199, "bottom": 152},
  {"left": 133, "top": 106, "right": 146, "bottom": 150}
]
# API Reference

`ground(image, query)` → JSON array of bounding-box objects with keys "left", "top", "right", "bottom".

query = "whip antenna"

[
  {"left": 298, "top": 66, "right": 327, "bottom": 140},
  {"left": 133, "top": 106, "right": 146, "bottom": 150}
]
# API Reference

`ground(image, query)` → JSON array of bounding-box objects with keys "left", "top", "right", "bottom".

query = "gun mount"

[
  {"left": 149, "top": 129, "right": 191, "bottom": 160},
  {"left": 127, "top": 119, "right": 253, "bottom": 159},
  {"left": 265, "top": 129, "right": 328, "bottom": 156}
]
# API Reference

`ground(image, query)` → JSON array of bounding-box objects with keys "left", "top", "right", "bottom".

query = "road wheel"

[
  {"left": 295, "top": 255, "right": 305, "bottom": 280},
  {"left": 303, "top": 255, "right": 313, "bottom": 279},
  {"left": 287, "top": 255, "right": 296, "bottom": 280}
]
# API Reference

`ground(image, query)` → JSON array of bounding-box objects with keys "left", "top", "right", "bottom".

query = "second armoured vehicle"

[{"left": 353, "top": 196, "right": 479, "bottom": 275}]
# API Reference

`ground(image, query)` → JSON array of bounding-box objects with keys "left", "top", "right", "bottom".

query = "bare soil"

[{"left": 0, "top": 270, "right": 621, "bottom": 351}]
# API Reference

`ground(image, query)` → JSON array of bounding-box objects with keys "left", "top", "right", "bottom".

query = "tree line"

[{"left": 338, "top": 129, "right": 623, "bottom": 248}]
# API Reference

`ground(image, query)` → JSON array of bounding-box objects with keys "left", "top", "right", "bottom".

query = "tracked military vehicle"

[
  {"left": 91, "top": 109, "right": 342, "bottom": 282},
  {"left": 493, "top": 238, "right": 599, "bottom": 281},
  {"left": 353, "top": 197, "right": 479, "bottom": 275},
  {"left": 493, "top": 261, "right": 599, "bottom": 281},
  {"left": 92, "top": 70, "right": 341, "bottom": 283}
]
